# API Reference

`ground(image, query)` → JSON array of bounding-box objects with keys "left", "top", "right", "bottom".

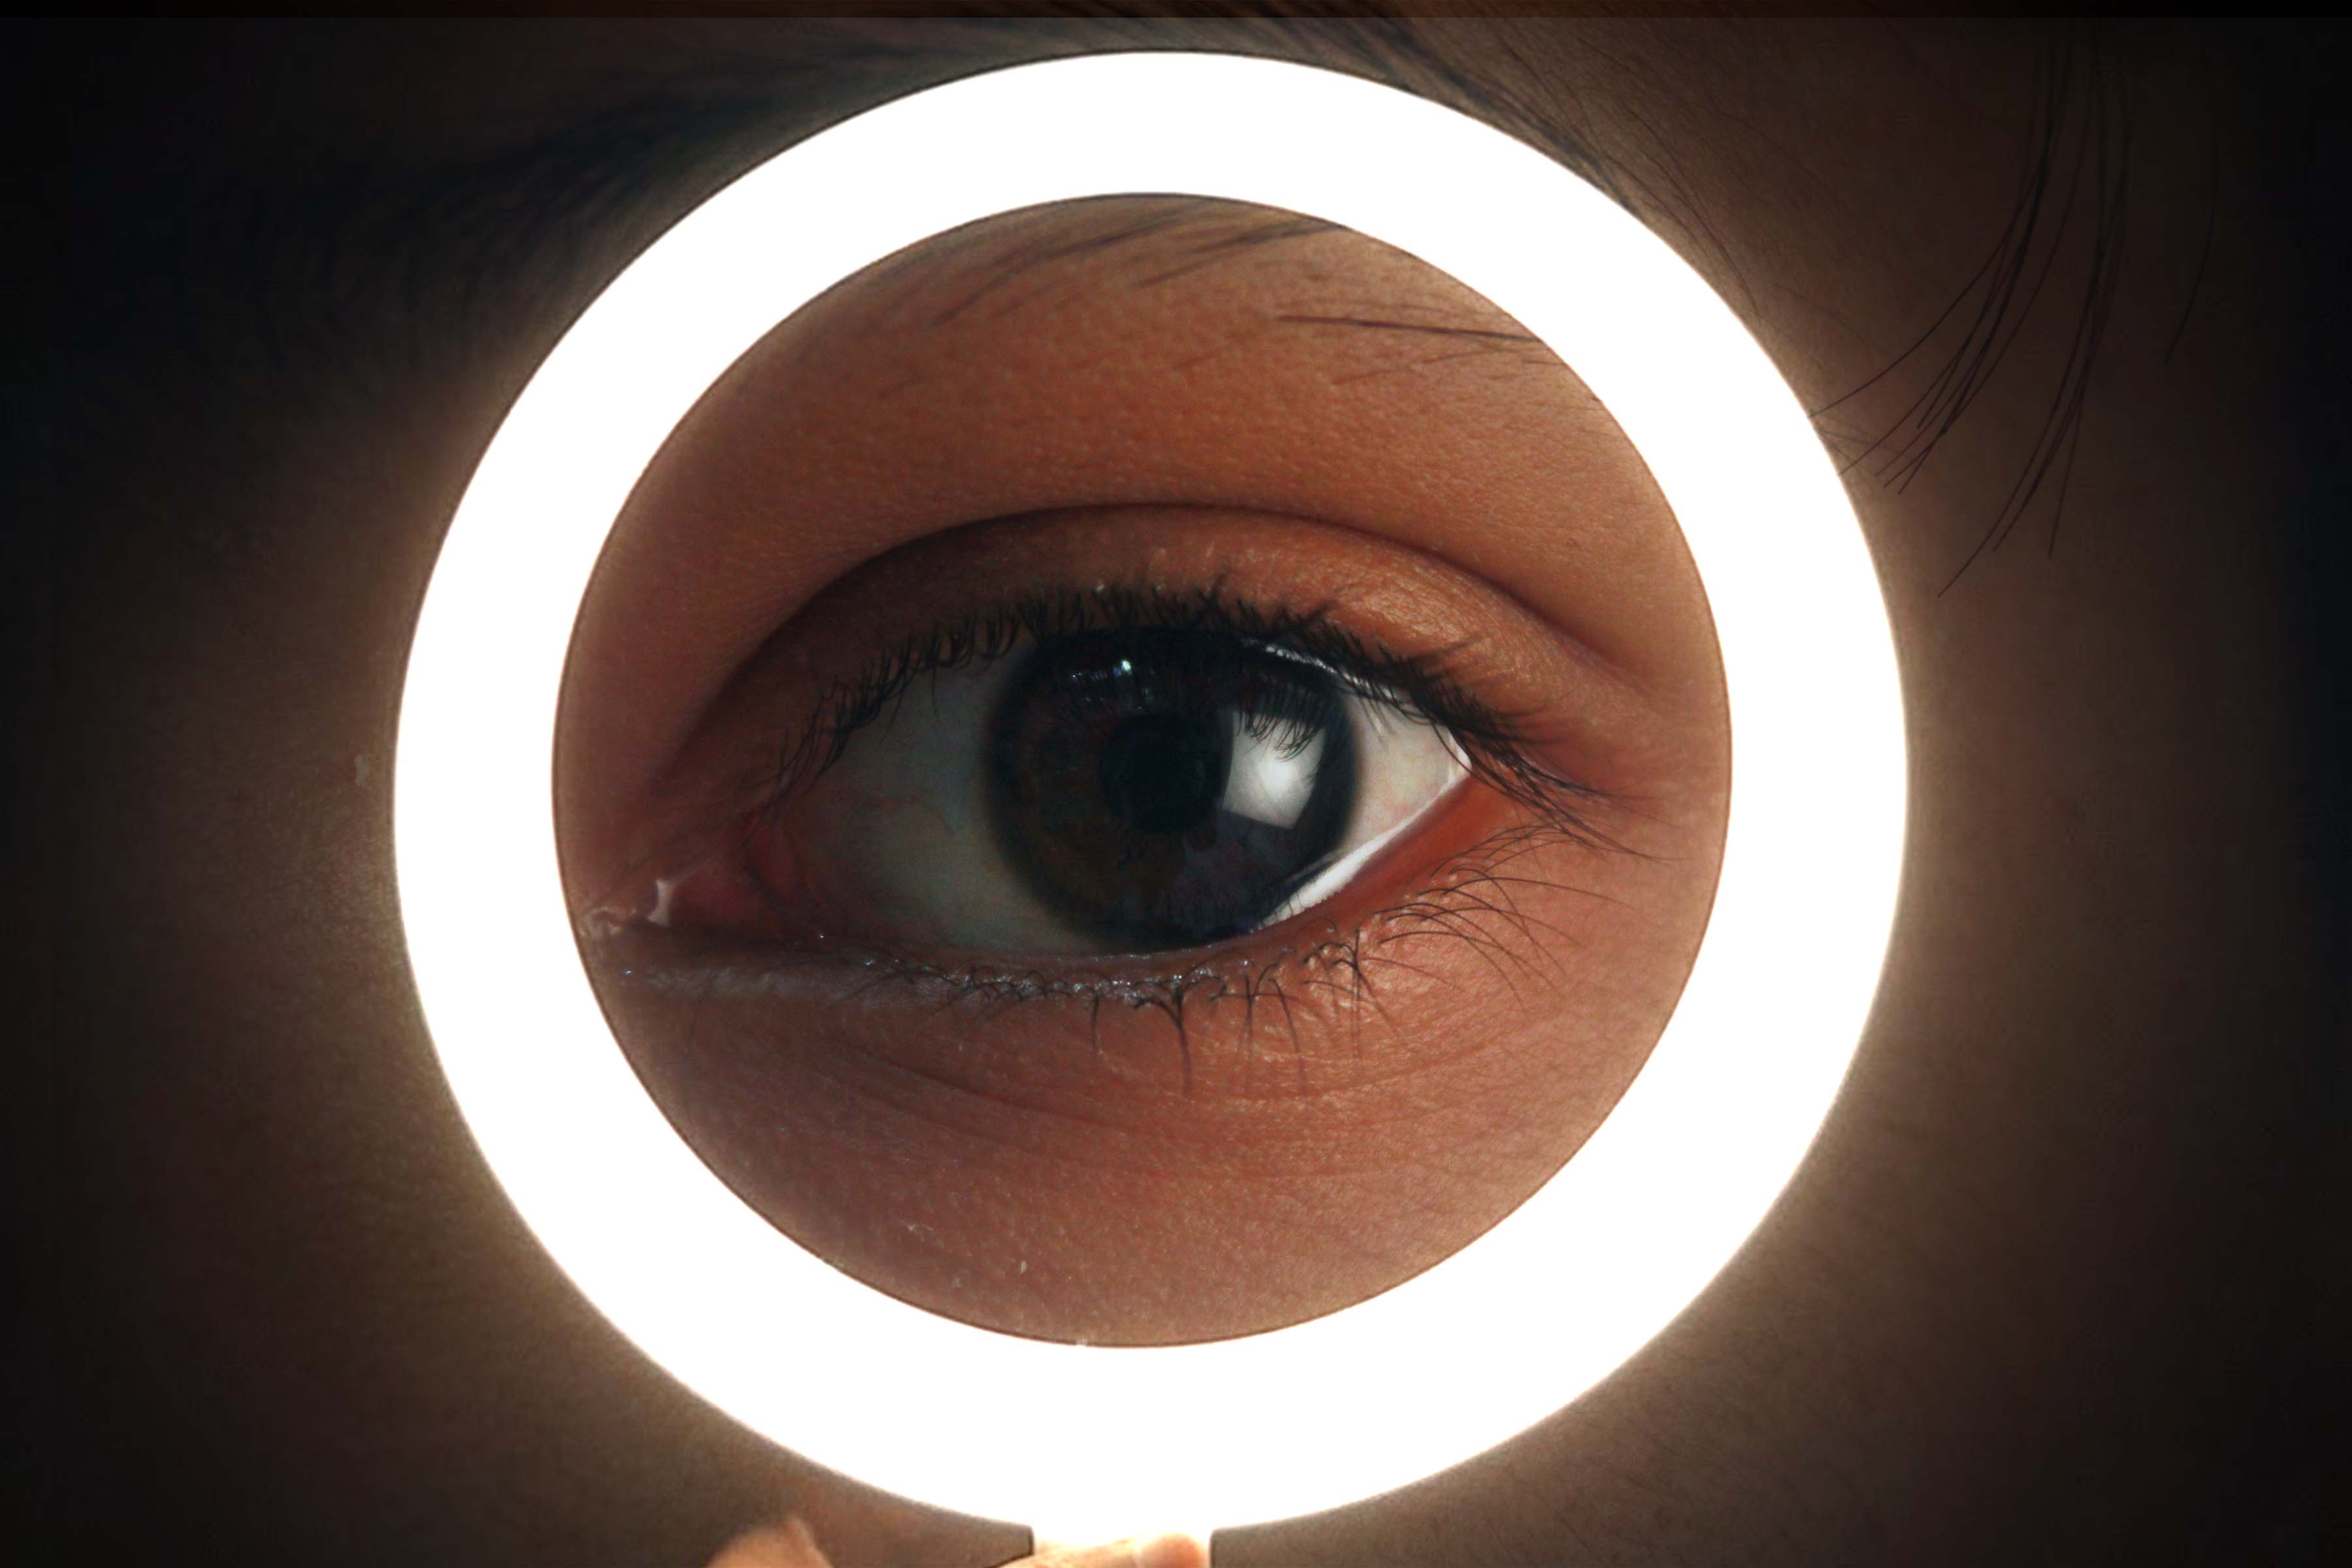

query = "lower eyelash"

[{"left": 610, "top": 817, "right": 1616, "bottom": 1095}]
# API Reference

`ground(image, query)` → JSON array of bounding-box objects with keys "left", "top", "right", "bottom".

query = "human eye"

[
  {"left": 553, "top": 195, "right": 1730, "bottom": 1348},
  {"left": 589, "top": 501, "right": 1629, "bottom": 957},
  {"left": 586, "top": 510, "right": 1616, "bottom": 1066},
  {"left": 691, "top": 572, "right": 1497, "bottom": 960}
]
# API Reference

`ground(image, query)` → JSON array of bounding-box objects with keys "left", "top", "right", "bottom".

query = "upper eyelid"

[{"left": 757, "top": 579, "right": 1633, "bottom": 868}]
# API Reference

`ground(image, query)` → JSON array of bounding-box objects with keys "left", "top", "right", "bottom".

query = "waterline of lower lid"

[
  {"left": 1262, "top": 764, "right": 1465, "bottom": 928},
  {"left": 610, "top": 944, "right": 1240, "bottom": 1013}
]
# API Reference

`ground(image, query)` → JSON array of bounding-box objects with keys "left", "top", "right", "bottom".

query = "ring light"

[{"left": 395, "top": 50, "right": 1907, "bottom": 1549}]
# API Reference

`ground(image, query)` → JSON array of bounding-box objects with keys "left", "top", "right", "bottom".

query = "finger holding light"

[{"left": 394, "top": 50, "right": 1906, "bottom": 1555}]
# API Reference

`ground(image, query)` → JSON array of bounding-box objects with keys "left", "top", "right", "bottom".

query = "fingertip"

[
  {"left": 704, "top": 1514, "right": 832, "bottom": 1568},
  {"left": 778, "top": 1516, "right": 832, "bottom": 1567},
  {"left": 1131, "top": 1532, "right": 1210, "bottom": 1568},
  {"left": 1022, "top": 1531, "right": 1209, "bottom": 1568}
]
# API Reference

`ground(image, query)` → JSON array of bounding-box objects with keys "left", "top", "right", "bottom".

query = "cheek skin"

[
  {"left": 591, "top": 776, "right": 1714, "bottom": 1345},
  {"left": 35, "top": 71, "right": 1034, "bottom": 1568},
  {"left": 48, "top": 393, "right": 1034, "bottom": 1568}
]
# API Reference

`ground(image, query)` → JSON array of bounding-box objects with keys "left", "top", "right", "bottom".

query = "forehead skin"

[{"left": 16, "top": 16, "right": 2348, "bottom": 1568}]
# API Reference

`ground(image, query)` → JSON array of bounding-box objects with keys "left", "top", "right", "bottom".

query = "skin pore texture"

[
  {"left": 554, "top": 200, "right": 1732, "bottom": 1345},
  {"left": 18, "top": 16, "right": 2349, "bottom": 1568}
]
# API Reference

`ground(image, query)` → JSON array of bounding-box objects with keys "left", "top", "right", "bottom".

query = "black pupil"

[
  {"left": 1098, "top": 713, "right": 1228, "bottom": 835},
  {"left": 988, "top": 629, "right": 1358, "bottom": 949}
]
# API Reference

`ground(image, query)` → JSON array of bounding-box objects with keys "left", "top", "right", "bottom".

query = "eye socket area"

[
  {"left": 574, "top": 502, "right": 1639, "bottom": 1051},
  {"left": 553, "top": 199, "right": 1732, "bottom": 1346}
]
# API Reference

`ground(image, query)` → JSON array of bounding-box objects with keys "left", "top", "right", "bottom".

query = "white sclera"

[{"left": 393, "top": 52, "right": 1906, "bottom": 1548}]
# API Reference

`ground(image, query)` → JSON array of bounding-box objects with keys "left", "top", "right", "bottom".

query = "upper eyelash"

[{"left": 759, "top": 576, "right": 1628, "bottom": 853}]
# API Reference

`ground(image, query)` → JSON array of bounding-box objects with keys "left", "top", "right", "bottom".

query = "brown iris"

[{"left": 987, "top": 628, "right": 1356, "bottom": 948}]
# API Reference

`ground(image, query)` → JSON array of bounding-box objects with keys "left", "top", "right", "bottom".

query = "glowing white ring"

[{"left": 395, "top": 52, "right": 1906, "bottom": 1546}]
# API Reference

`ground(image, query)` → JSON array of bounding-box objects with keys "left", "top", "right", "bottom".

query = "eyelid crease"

[{"left": 756, "top": 575, "right": 1635, "bottom": 860}]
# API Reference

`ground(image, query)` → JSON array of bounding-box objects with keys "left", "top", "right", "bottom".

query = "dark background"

[{"left": 7, "top": 16, "right": 2347, "bottom": 1567}]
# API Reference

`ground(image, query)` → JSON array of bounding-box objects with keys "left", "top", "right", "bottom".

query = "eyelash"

[
  {"left": 647, "top": 577, "right": 1639, "bottom": 1068},
  {"left": 659, "top": 813, "right": 1596, "bottom": 1094},
  {"left": 758, "top": 576, "right": 1623, "bottom": 851}
]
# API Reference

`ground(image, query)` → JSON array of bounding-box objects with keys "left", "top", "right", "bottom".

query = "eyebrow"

[
  {"left": 1805, "top": 24, "right": 2138, "bottom": 593},
  {"left": 50, "top": 14, "right": 2140, "bottom": 595},
  {"left": 44, "top": 18, "right": 1629, "bottom": 456},
  {"left": 466, "top": 17, "right": 1641, "bottom": 246}
]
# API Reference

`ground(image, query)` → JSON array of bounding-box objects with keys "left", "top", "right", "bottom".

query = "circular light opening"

[{"left": 394, "top": 50, "right": 1906, "bottom": 1546}]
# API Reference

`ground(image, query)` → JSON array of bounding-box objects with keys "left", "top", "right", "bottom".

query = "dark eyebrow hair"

[
  {"left": 22, "top": 15, "right": 1637, "bottom": 489},
  {"left": 1808, "top": 21, "right": 2142, "bottom": 595},
  {"left": 28, "top": 12, "right": 2162, "bottom": 602}
]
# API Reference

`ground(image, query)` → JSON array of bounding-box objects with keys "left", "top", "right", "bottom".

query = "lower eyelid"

[{"left": 591, "top": 784, "right": 1595, "bottom": 1100}]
